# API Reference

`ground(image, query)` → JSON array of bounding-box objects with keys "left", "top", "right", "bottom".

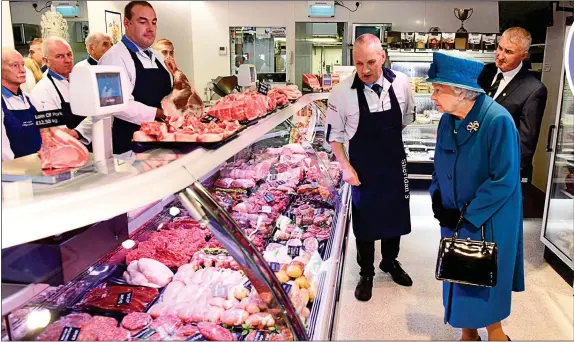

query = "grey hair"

[
  {"left": 501, "top": 27, "right": 532, "bottom": 52},
  {"left": 85, "top": 32, "right": 111, "bottom": 51},
  {"left": 452, "top": 87, "right": 481, "bottom": 101},
  {"left": 42, "top": 36, "right": 71, "bottom": 57},
  {"left": 354, "top": 33, "right": 383, "bottom": 52}
]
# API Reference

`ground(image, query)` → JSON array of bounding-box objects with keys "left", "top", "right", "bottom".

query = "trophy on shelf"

[{"left": 454, "top": 8, "right": 473, "bottom": 33}]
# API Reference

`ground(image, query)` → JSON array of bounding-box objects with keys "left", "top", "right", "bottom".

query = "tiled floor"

[{"left": 332, "top": 192, "right": 573, "bottom": 340}]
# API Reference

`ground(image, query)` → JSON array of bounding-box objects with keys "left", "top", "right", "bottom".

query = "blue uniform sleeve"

[{"left": 465, "top": 113, "right": 521, "bottom": 228}]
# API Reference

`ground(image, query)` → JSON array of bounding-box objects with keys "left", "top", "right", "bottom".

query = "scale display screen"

[{"left": 96, "top": 72, "right": 123, "bottom": 107}]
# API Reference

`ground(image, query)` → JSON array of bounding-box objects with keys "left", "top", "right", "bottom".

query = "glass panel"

[
  {"left": 230, "top": 27, "right": 287, "bottom": 81},
  {"left": 544, "top": 73, "right": 574, "bottom": 263}
]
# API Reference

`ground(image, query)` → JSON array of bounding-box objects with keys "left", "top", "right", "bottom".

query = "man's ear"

[
  {"left": 42, "top": 56, "right": 48, "bottom": 66},
  {"left": 123, "top": 17, "right": 130, "bottom": 29}
]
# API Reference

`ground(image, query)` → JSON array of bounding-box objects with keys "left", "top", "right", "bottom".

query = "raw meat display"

[
  {"left": 38, "top": 128, "right": 89, "bottom": 170},
  {"left": 161, "top": 69, "right": 204, "bottom": 123},
  {"left": 133, "top": 119, "right": 242, "bottom": 143},
  {"left": 121, "top": 312, "right": 153, "bottom": 332},
  {"left": 272, "top": 85, "right": 302, "bottom": 100},
  {"left": 126, "top": 224, "right": 211, "bottom": 267},
  {"left": 123, "top": 258, "right": 174, "bottom": 288},
  {"left": 36, "top": 313, "right": 92, "bottom": 341},
  {"left": 189, "top": 248, "right": 241, "bottom": 270},
  {"left": 197, "top": 322, "right": 234, "bottom": 341},
  {"left": 207, "top": 92, "right": 270, "bottom": 122},
  {"left": 302, "top": 74, "right": 321, "bottom": 91},
  {"left": 76, "top": 283, "right": 159, "bottom": 314}
]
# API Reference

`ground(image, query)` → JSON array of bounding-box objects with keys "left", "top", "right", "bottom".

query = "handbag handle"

[{"left": 450, "top": 203, "right": 488, "bottom": 251}]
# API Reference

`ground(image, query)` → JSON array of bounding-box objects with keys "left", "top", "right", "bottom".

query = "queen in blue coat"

[{"left": 427, "top": 52, "right": 525, "bottom": 341}]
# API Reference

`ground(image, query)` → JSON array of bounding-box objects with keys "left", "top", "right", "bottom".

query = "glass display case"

[
  {"left": 1, "top": 94, "right": 351, "bottom": 341},
  {"left": 388, "top": 51, "right": 496, "bottom": 179},
  {"left": 541, "top": 71, "right": 574, "bottom": 269}
]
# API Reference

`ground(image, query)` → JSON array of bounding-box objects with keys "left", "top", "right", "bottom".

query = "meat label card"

[
  {"left": 186, "top": 333, "right": 207, "bottom": 341},
  {"left": 261, "top": 206, "right": 272, "bottom": 214},
  {"left": 257, "top": 81, "right": 271, "bottom": 95},
  {"left": 212, "top": 284, "right": 228, "bottom": 298},
  {"left": 116, "top": 292, "right": 132, "bottom": 305},
  {"left": 35, "top": 109, "right": 66, "bottom": 128},
  {"left": 59, "top": 327, "right": 81, "bottom": 341},
  {"left": 269, "top": 262, "right": 281, "bottom": 272},
  {"left": 281, "top": 283, "right": 292, "bottom": 293},
  {"left": 263, "top": 193, "right": 275, "bottom": 203},
  {"left": 201, "top": 115, "right": 219, "bottom": 123},
  {"left": 133, "top": 328, "right": 157, "bottom": 340},
  {"left": 287, "top": 246, "right": 301, "bottom": 257},
  {"left": 243, "top": 279, "right": 253, "bottom": 290},
  {"left": 254, "top": 331, "right": 266, "bottom": 341}
]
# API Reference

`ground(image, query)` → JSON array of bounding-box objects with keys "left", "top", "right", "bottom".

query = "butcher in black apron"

[
  {"left": 326, "top": 34, "right": 414, "bottom": 302},
  {"left": 98, "top": 2, "right": 173, "bottom": 155}
]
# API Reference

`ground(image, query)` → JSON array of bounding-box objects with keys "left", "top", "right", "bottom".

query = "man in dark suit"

[{"left": 478, "top": 27, "right": 548, "bottom": 181}]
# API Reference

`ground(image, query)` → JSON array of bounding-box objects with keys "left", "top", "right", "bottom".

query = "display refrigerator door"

[
  {"left": 178, "top": 183, "right": 308, "bottom": 341},
  {"left": 541, "top": 71, "right": 574, "bottom": 269}
]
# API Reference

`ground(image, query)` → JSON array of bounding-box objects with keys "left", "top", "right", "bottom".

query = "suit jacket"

[{"left": 478, "top": 63, "right": 548, "bottom": 171}]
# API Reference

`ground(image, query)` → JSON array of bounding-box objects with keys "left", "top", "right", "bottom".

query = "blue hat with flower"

[{"left": 426, "top": 52, "right": 485, "bottom": 93}]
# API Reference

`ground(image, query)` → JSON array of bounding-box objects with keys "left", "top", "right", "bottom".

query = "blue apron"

[
  {"left": 112, "top": 49, "right": 172, "bottom": 154},
  {"left": 349, "top": 68, "right": 411, "bottom": 241},
  {"left": 1, "top": 96, "right": 42, "bottom": 158},
  {"left": 86, "top": 56, "right": 98, "bottom": 65}
]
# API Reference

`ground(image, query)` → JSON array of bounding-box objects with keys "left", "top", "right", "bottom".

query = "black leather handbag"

[{"left": 435, "top": 204, "right": 498, "bottom": 287}]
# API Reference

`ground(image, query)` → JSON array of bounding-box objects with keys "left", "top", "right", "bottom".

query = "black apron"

[
  {"left": 112, "top": 49, "right": 172, "bottom": 154},
  {"left": 349, "top": 68, "right": 411, "bottom": 241},
  {"left": 47, "top": 74, "right": 86, "bottom": 129},
  {"left": 1, "top": 96, "right": 42, "bottom": 158}
]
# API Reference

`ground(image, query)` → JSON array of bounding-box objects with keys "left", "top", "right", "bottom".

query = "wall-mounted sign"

[{"left": 308, "top": 1, "right": 335, "bottom": 17}]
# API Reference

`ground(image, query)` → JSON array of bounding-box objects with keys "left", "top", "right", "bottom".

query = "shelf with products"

[{"left": 2, "top": 93, "right": 351, "bottom": 341}]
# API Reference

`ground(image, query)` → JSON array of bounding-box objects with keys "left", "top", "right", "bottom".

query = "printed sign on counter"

[
  {"left": 257, "top": 81, "right": 271, "bottom": 95},
  {"left": 35, "top": 109, "right": 66, "bottom": 128},
  {"left": 59, "top": 327, "right": 81, "bottom": 341}
]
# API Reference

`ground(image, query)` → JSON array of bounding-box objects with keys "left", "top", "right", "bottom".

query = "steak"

[{"left": 38, "top": 128, "right": 89, "bottom": 169}]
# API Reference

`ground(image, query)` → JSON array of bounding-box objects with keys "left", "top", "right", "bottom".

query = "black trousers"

[{"left": 356, "top": 237, "right": 401, "bottom": 277}]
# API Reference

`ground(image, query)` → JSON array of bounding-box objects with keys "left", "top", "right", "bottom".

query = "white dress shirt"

[
  {"left": 491, "top": 62, "right": 523, "bottom": 100},
  {"left": 1, "top": 87, "right": 35, "bottom": 160},
  {"left": 75, "top": 56, "right": 98, "bottom": 67},
  {"left": 98, "top": 35, "right": 173, "bottom": 125},
  {"left": 29, "top": 70, "right": 93, "bottom": 144},
  {"left": 326, "top": 70, "right": 416, "bottom": 144}
]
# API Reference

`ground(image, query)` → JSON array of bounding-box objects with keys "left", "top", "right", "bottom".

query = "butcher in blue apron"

[
  {"left": 326, "top": 34, "right": 416, "bottom": 301},
  {"left": 99, "top": 1, "right": 173, "bottom": 154},
  {"left": 1, "top": 48, "right": 42, "bottom": 161}
]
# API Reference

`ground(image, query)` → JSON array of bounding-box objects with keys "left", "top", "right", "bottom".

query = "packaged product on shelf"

[
  {"left": 441, "top": 33, "right": 455, "bottom": 50},
  {"left": 482, "top": 33, "right": 497, "bottom": 51},
  {"left": 429, "top": 32, "right": 441, "bottom": 50},
  {"left": 468, "top": 33, "right": 483, "bottom": 51},
  {"left": 401, "top": 32, "right": 415, "bottom": 51},
  {"left": 74, "top": 283, "right": 160, "bottom": 314},
  {"left": 415, "top": 32, "right": 428, "bottom": 50}
]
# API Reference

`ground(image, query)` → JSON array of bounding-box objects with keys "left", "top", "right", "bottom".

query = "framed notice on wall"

[{"left": 105, "top": 10, "right": 122, "bottom": 44}]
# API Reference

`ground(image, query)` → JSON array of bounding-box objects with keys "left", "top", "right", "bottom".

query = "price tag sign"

[
  {"left": 201, "top": 114, "right": 219, "bottom": 123},
  {"left": 243, "top": 279, "right": 253, "bottom": 290},
  {"left": 269, "top": 262, "right": 281, "bottom": 272},
  {"left": 186, "top": 333, "right": 207, "bottom": 341},
  {"left": 318, "top": 240, "right": 328, "bottom": 256},
  {"left": 281, "top": 283, "right": 292, "bottom": 293},
  {"left": 261, "top": 206, "right": 272, "bottom": 214},
  {"left": 277, "top": 180, "right": 286, "bottom": 185},
  {"left": 133, "top": 328, "right": 157, "bottom": 340},
  {"left": 257, "top": 81, "right": 271, "bottom": 95},
  {"left": 287, "top": 245, "right": 301, "bottom": 257},
  {"left": 268, "top": 174, "right": 277, "bottom": 181},
  {"left": 59, "top": 327, "right": 81, "bottom": 341},
  {"left": 263, "top": 193, "right": 275, "bottom": 203},
  {"left": 254, "top": 331, "right": 266, "bottom": 341},
  {"left": 212, "top": 284, "right": 228, "bottom": 298},
  {"left": 116, "top": 292, "right": 132, "bottom": 305},
  {"left": 311, "top": 181, "right": 318, "bottom": 188},
  {"left": 35, "top": 109, "right": 66, "bottom": 128}
]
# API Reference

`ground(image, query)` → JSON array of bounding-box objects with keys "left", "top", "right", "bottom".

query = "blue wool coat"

[{"left": 430, "top": 94, "right": 525, "bottom": 329}]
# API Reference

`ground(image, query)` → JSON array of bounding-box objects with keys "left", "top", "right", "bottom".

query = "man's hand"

[
  {"left": 155, "top": 108, "right": 166, "bottom": 122},
  {"left": 62, "top": 128, "right": 79, "bottom": 139},
  {"left": 342, "top": 164, "right": 361, "bottom": 186}
]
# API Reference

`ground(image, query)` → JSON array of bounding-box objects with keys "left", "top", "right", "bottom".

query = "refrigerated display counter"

[{"left": 1, "top": 93, "right": 351, "bottom": 341}]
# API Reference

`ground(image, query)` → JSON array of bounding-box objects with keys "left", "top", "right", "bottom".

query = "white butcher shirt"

[
  {"left": 1, "top": 87, "right": 36, "bottom": 161},
  {"left": 98, "top": 35, "right": 173, "bottom": 125},
  {"left": 326, "top": 70, "right": 416, "bottom": 144},
  {"left": 30, "top": 70, "right": 93, "bottom": 144}
]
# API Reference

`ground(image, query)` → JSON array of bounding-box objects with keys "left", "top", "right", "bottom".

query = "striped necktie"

[{"left": 488, "top": 73, "right": 504, "bottom": 97}]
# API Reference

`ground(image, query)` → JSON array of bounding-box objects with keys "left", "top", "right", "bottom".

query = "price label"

[
  {"left": 59, "top": 327, "right": 80, "bottom": 341},
  {"left": 257, "top": 81, "right": 271, "bottom": 95},
  {"left": 261, "top": 206, "right": 272, "bottom": 214},
  {"left": 269, "top": 262, "right": 281, "bottom": 272},
  {"left": 186, "top": 333, "right": 207, "bottom": 341},
  {"left": 243, "top": 279, "right": 253, "bottom": 290},
  {"left": 201, "top": 115, "right": 219, "bottom": 123},
  {"left": 212, "top": 284, "right": 228, "bottom": 298},
  {"left": 318, "top": 240, "right": 328, "bottom": 256},
  {"left": 268, "top": 174, "right": 277, "bottom": 181},
  {"left": 263, "top": 193, "right": 275, "bottom": 203},
  {"left": 277, "top": 180, "right": 286, "bottom": 185},
  {"left": 287, "top": 245, "right": 301, "bottom": 257},
  {"left": 223, "top": 197, "right": 233, "bottom": 205},
  {"left": 311, "top": 181, "right": 318, "bottom": 188},
  {"left": 254, "top": 331, "right": 266, "bottom": 341},
  {"left": 116, "top": 292, "right": 132, "bottom": 305},
  {"left": 35, "top": 109, "right": 65, "bottom": 128},
  {"left": 281, "top": 283, "right": 292, "bottom": 293},
  {"left": 133, "top": 328, "right": 157, "bottom": 340}
]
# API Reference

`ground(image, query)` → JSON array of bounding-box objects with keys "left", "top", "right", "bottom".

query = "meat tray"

[
  {"left": 132, "top": 125, "right": 246, "bottom": 151},
  {"left": 238, "top": 103, "right": 290, "bottom": 126}
]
